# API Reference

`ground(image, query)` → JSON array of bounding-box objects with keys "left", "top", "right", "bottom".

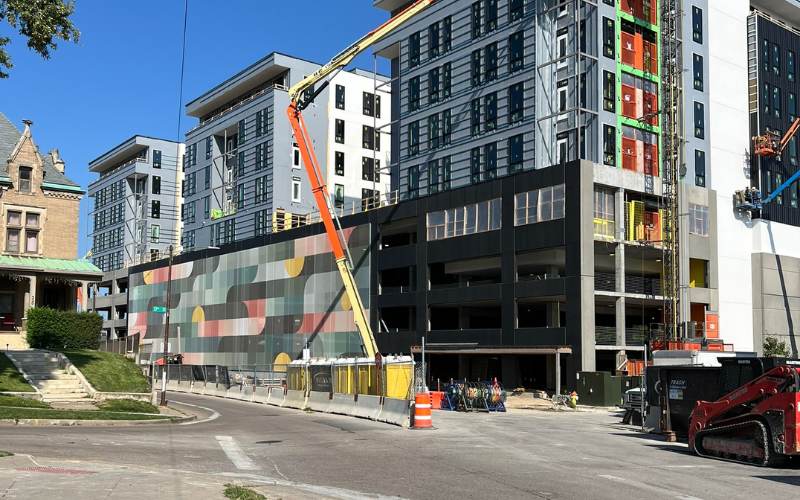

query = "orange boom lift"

[{"left": 285, "top": 0, "right": 435, "bottom": 361}]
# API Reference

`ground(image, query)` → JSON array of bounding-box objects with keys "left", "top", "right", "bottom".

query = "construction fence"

[{"left": 160, "top": 356, "right": 415, "bottom": 427}]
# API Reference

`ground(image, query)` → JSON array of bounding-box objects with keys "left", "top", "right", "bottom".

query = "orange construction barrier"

[
  {"left": 429, "top": 391, "right": 444, "bottom": 410},
  {"left": 413, "top": 393, "right": 433, "bottom": 429}
]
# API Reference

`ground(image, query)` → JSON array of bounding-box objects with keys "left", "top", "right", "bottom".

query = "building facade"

[
  {"left": 0, "top": 113, "right": 102, "bottom": 348},
  {"left": 87, "top": 135, "right": 184, "bottom": 339},
  {"left": 180, "top": 52, "right": 391, "bottom": 251}
]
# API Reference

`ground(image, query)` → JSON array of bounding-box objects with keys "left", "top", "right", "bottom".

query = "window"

[
  {"left": 515, "top": 185, "right": 566, "bottom": 226},
  {"left": 485, "top": 0, "right": 497, "bottom": 32},
  {"left": 5, "top": 228, "right": 19, "bottom": 253},
  {"left": 509, "top": 82, "right": 524, "bottom": 124},
  {"left": 335, "top": 151, "right": 345, "bottom": 176},
  {"left": 790, "top": 92, "right": 797, "bottom": 122},
  {"left": 335, "top": 84, "right": 346, "bottom": 110},
  {"left": 557, "top": 134, "right": 568, "bottom": 164},
  {"left": 292, "top": 143, "right": 301, "bottom": 168},
  {"left": 470, "top": 147, "right": 482, "bottom": 183},
  {"left": 362, "top": 157, "right": 380, "bottom": 182},
  {"left": 363, "top": 92, "right": 378, "bottom": 117},
  {"left": 789, "top": 50, "right": 796, "bottom": 82},
  {"left": 150, "top": 225, "right": 160, "bottom": 244},
  {"left": 776, "top": 173, "right": 784, "bottom": 205},
  {"left": 362, "top": 188, "right": 380, "bottom": 210},
  {"left": 790, "top": 137, "right": 798, "bottom": 166},
  {"left": 255, "top": 109, "right": 266, "bottom": 137},
  {"left": 508, "top": 134, "right": 524, "bottom": 173},
  {"left": 255, "top": 210, "right": 269, "bottom": 237},
  {"left": 334, "top": 184, "right": 345, "bottom": 208},
  {"left": 205, "top": 137, "right": 213, "bottom": 160},
  {"left": 428, "top": 22, "right": 440, "bottom": 59},
  {"left": 204, "top": 165, "right": 211, "bottom": 190},
  {"left": 7, "top": 211, "right": 20, "bottom": 226},
  {"left": 471, "top": 49, "right": 482, "bottom": 86},
  {"left": 442, "top": 109, "right": 452, "bottom": 145},
  {"left": 18, "top": 167, "right": 31, "bottom": 193},
  {"left": 442, "top": 63, "right": 452, "bottom": 98},
  {"left": 484, "top": 92, "right": 497, "bottom": 132},
  {"left": 152, "top": 176, "right": 161, "bottom": 195},
  {"left": 203, "top": 196, "right": 210, "bottom": 219},
  {"left": 236, "top": 184, "right": 245, "bottom": 209},
  {"left": 237, "top": 151, "right": 245, "bottom": 177},
  {"left": 772, "top": 43, "right": 781, "bottom": 76},
  {"left": 695, "top": 150, "right": 706, "bottom": 187},
  {"left": 409, "top": 76, "right": 420, "bottom": 111},
  {"left": 484, "top": 142, "right": 497, "bottom": 179},
  {"left": 509, "top": 32, "right": 524, "bottom": 72},
  {"left": 558, "top": 81, "right": 568, "bottom": 113},
  {"left": 692, "top": 6, "right": 703, "bottom": 44},
  {"left": 409, "top": 121, "right": 420, "bottom": 155},
  {"left": 408, "top": 165, "right": 420, "bottom": 198},
  {"left": 428, "top": 159, "right": 441, "bottom": 194},
  {"left": 471, "top": 1, "right": 481, "bottom": 39},
  {"left": 594, "top": 187, "right": 615, "bottom": 240},
  {"left": 428, "top": 114, "right": 440, "bottom": 149},
  {"left": 426, "top": 199, "right": 501, "bottom": 241},
  {"left": 694, "top": 102, "right": 705, "bottom": 139},
  {"left": 603, "top": 71, "right": 615, "bottom": 112},
  {"left": 510, "top": 0, "right": 524, "bottom": 22},
  {"left": 774, "top": 86, "right": 783, "bottom": 119},
  {"left": 693, "top": 54, "right": 703, "bottom": 91},
  {"left": 292, "top": 178, "right": 301, "bottom": 203},
  {"left": 764, "top": 82, "right": 772, "bottom": 115},
  {"left": 484, "top": 42, "right": 498, "bottom": 81},
  {"left": 409, "top": 32, "right": 421, "bottom": 68},
  {"left": 335, "top": 119, "right": 345, "bottom": 144},
  {"left": 362, "top": 125, "right": 379, "bottom": 151},
  {"left": 25, "top": 212, "right": 39, "bottom": 228},
  {"left": 153, "top": 150, "right": 162, "bottom": 169},
  {"left": 256, "top": 143, "right": 266, "bottom": 170},
  {"left": 763, "top": 39, "right": 770, "bottom": 73},
  {"left": 428, "top": 67, "right": 440, "bottom": 104},
  {"left": 603, "top": 124, "right": 616, "bottom": 167},
  {"left": 471, "top": 98, "right": 481, "bottom": 136},
  {"left": 238, "top": 119, "right": 246, "bottom": 145},
  {"left": 442, "top": 16, "right": 452, "bottom": 53},
  {"left": 688, "top": 204, "right": 709, "bottom": 235},
  {"left": 253, "top": 176, "right": 266, "bottom": 204},
  {"left": 151, "top": 200, "right": 160, "bottom": 219},
  {"left": 557, "top": 29, "right": 568, "bottom": 68},
  {"left": 603, "top": 18, "right": 615, "bottom": 59}
]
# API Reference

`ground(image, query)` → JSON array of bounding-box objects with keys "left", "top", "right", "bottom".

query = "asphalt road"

[{"left": 0, "top": 393, "right": 798, "bottom": 499}]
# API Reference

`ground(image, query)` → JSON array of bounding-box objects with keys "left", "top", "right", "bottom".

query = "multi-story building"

[
  {"left": 0, "top": 113, "right": 102, "bottom": 348},
  {"left": 88, "top": 136, "right": 184, "bottom": 339},
  {"left": 180, "top": 52, "right": 391, "bottom": 250},
  {"left": 710, "top": 0, "right": 800, "bottom": 356}
]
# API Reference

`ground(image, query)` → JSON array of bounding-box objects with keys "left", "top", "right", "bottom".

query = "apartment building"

[
  {"left": 88, "top": 136, "right": 184, "bottom": 339},
  {"left": 710, "top": 0, "right": 800, "bottom": 356},
  {"left": 179, "top": 52, "right": 391, "bottom": 250}
]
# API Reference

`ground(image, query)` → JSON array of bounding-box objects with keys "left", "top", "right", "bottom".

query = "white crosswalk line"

[{"left": 215, "top": 435, "right": 259, "bottom": 471}]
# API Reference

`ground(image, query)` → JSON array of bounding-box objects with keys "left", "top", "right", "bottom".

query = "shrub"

[
  {"left": 26, "top": 307, "right": 102, "bottom": 350},
  {"left": 763, "top": 336, "right": 790, "bottom": 357}
]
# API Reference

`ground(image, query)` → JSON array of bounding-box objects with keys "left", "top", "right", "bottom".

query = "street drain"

[
  {"left": 255, "top": 440, "right": 282, "bottom": 445},
  {"left": 16, "top": 467, "right": 96, "bottom": 475}
]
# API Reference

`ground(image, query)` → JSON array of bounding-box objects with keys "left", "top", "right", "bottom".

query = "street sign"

[{"left": 152, "top": 306, "right": 167, "bottom": 314}]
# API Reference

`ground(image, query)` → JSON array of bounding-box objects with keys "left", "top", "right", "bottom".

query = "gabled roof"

[{"left": 0, "top": 111, "right": 81, "bottom": 190}]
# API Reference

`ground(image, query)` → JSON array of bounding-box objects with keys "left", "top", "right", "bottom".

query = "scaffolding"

[{"left": 660, "top": 0, "right": 682, "bottom": 340}]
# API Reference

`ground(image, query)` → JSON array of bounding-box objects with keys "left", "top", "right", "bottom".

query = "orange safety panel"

[
  {"left": 621, "top": 84, "right": 637, "bottom": 119},
  {"left": 622, "top": 137, "right": 637, "bottom": 171},
  {"left": 621, "top": 0, "right": 635, "bottom": 16},
  {"left": 644, "top": 211, "right": 660, "bottom": 242},
  {"left": 644, "top": 143, "right": 658, "bottom": 176},
  {"left": 634, "top": 34, "right": 644, "bottom": 71},
  {"left": 705, "top": 312, "right": 719, "bottom": 339},
  {"left": 635, "top": 138, "right": 644, "bottom": 172},
  {"left": 621, "top": 32, "right": 636, "bottom": 67}
]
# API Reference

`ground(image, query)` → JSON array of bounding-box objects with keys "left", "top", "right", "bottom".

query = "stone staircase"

[
  {"left": 0, "top": 331, "right": 29, "bottom": 350},
  {"left": 5, "top": 350, "right": 90, "bottom": 403}
]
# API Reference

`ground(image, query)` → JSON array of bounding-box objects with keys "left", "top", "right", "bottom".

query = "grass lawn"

[
  {"left": 0, "top": 353, "right": 34, "bottom": 393},
  {"left": 61, "top": 350, "right": 150, "bottom": 393},
  {"left": 0, "top": 396, "right": 49, "bottom": 408},
  {"left": 224, "top": 484, "right": 266, "bottom": 500},
  {"left": 0, "top": 407, "right": 169, "bottom": 421},
  {"left": 97, "top": 399, "right": 159, "bottom": 414},
  {"left": 0, "top": 451, "right": 11, "bottom": 457}
]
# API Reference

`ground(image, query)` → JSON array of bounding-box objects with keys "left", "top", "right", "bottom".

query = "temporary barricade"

[
  {"left": 353, "top": 394, "right": 382, "bottom": 420},
  {"left": 380, "top": 397, "right": 411, "bottom": 427},
  {"left": 284, "top": 389, "right": 308, "bottom": 410}
]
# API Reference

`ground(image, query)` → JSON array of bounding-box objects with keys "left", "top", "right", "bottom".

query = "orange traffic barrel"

[{"left": 413, "top": 393, "right": 433, "bottom": 429}]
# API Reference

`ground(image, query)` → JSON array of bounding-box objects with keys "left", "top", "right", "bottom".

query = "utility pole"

[{"left": 160, "top": 244, "right": 174, "bottom": 406}]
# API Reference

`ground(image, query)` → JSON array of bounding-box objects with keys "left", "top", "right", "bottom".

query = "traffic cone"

[{"left": 413, "top": 393, "right": 433, "bottom": 429}]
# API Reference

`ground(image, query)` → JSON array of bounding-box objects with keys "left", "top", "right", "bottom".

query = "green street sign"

[{"left": 152, "top": 306, "right": 167, "bottom": 314}]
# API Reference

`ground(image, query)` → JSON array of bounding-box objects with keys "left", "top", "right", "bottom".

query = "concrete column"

[
  {"left": 616, "top": 296, "right": 626, "bottom": 347},
  {"left": 546, "top": 302, "right": 560, "bottom": 328},
  {"left": 24, "top": 275, "right": 37, "bottom": 313},
  {"left": 80, "top": 281, "right": 89, "bottom": 312},
  {"left": 555, "top": 350, "right": 561, "bottom": 396}
]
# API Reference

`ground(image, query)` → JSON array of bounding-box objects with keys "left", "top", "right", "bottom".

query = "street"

[{"left": 0, "top": 394, "right": 798, "bottom": 499}]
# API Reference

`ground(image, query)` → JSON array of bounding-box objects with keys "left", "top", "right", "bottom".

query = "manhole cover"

[
  {"left": 16, "top": 467, "right": 96, "bottom": 475},
  {"left": 255, "top": 440, "right": 282, "bottom": 444}
]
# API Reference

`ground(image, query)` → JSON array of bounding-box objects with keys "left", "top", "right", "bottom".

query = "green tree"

[
  {"left": 763, "top": 336, "right": 789, "bottom": 357},
  {"left": 0, "top": 0, "right": 80, "bottom": 78}
]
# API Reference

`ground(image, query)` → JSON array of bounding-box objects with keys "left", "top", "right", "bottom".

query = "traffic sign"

[{"left": 152, "top": 306, "right": 167, "bottom": 314}]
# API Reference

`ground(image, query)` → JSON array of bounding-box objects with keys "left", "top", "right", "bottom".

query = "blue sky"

[{"left": 0, "top": 0, "right": 389, "bottom": 257}]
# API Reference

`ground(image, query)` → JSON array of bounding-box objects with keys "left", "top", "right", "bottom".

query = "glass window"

[
  {"left": 789, "top": 50, "right": 796, "bottom": 82},
  {"left": 428, "top": 114, "right": 440, "bottom": 149},
  {"left": 426, "top": 199, "right": 501, "bottom": 241},
  {"left": 335, "top": 118, "right": 345, "bottom": 144},
  {"left": 362, "top": 125, "right": 377, "bottom": 150},
  {"left": 442, "top": 16, "right": 452, "bottom": 53},
  {"left": 18, "top": 166, "right": 31, "bottom": 193},
  {"left": 763, "top": 82, "right": 771, "bottom": 115},
  {"left": 150, "top": 225, "right": 160, "bottom": 244},
  {"left": 7, "top": 211, "right": 21, "bottom": 226},
  {"left": 603, "top": 124, "right": 616, "bottom": 167},
  {"left": 470, "top": 147, "right": 482, "bottom": 184},
  {"left": 428, "top": 67, "right": 440, "bottom": 104},
  {"left": 25, "top": 212, "right": 39, "bottom": 228},
  {"left": 485, "top": 0, "right": 497, "bottom": 32},
  {"left": 153, "top": 150, "right": 162, "bottom": 169},
  {"left": 6, "top": 228, "right": 19, "bottom": 253},
  {"left": 485, "top": 142, "right": 497, "bottom": 179},
  {"left": 509, "top": 31, "right": 524, "bottom": 73},
  {"left": 763, "top": 39, "right": 770, "bottom": 73},
  {"left": 206, "top": 137, "right": 213, "bottom": 159},
  {"left": 335, "top": 84, "right": 346, "bottom": 110},
  {"left": 484, "top": 42, "right": 498, "bottom": 81},
  {"left": 471, "top": 98, "right": 481, "bottom": 136},
  {"left": 442, "top": 62, "right": 451, "bottom": 98},
  {"left": 509, "top": 82, "right": 524, "bottom": 124},
  {"left": 508, "top": 134, "right": 524, "bottom": 173},
  {"left": 335, "top": 151, "right": 345, "bottom": 176},
  {"left": 471, "top": 1, "right": 481, "bottom": 39},
  {"left": 790, "top": 137, "right": 798, "bottom": 166},
  {"left": 409, "top": 31, "right": 421, "bottom": 68},
  {"left": 693, "top": 54, "right": 703, "bottom": 91},
  {"left": 790, "top": 92, "right": 797, "bottom": 122},
  {"left": 694, "top": 101, "right": 705, "bottom": 139},
  {"left": 408, "top": 165, "right": 420, "bottom": 198},
  {"left": 557, "top": 31, "right": 568, "bottom": 68},
  {"left": 151, "top": 200, "right": 160, "bottom": 219},
  {"left": 484, "top": 92, "right": 497, "bottom": 132},
  {"left": 695, "top": 150, "right": 706, "bottom": 187},
  {"left": 408, "top": 121, "right": 420, "bottom": 155},
  {"left": 238, "top": 120, "right": 246, "bottom": 145},
  {"left": 292, "top": 179, "right": 301, "bottom": 203},
  {"left": 334, "top": 184, "right": 345, "bottom": 208},
  {"left": 509, "top": 0, "right": 524, "bottom": 22},
  {"left": 409, "top": 76, "right": 420, "bottom": 111},
  {"left": 773, "top": 86, "right": 782, "bottom": 119},
  {"left": 442, "top": 109, "right": 452, "bottom": 145},
  {"left": 692, "top": 7, "right": 703, "bottom": 44},
  {"left": 772, "top": 43, "right": 781, "bottom": 76},
  {"left": 203, "top": 196, "right": 210, "bottom": 219},
  {"left": 428, "top": 22, "right": 440, "bottom": 59},
  {"left": 363, "top": 92, "right": 377, "bottom": 117},
  {"left": 689, "top": 204, "right": 709, "bottom": 235},
  {"left": 152, "top": 176, "right": 161, "bottom": 195},
  {"left": 514, "top": 185, "right": 566, "bottom": 226},
  {"left": 603, "top": 18, "right": 615, "bottom": 59},
  {"left": 603, "top": 71, "right": 615, "bottom": 112},
  {"left": 471, "top": 49, "right": 481, "bottom": 86}
]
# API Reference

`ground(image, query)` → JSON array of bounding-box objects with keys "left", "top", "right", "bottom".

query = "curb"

[{"left": 0, "top": 414, "right": 195, "bottom": 426}]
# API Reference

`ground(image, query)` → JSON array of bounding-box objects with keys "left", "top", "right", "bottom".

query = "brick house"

[{"left": 0, "top": 113, "right": 102, "bottom": 348}]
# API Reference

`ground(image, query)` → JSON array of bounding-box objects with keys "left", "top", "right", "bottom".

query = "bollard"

[{"left": 412, "top": 393, "right": 433, "bottom": 429}]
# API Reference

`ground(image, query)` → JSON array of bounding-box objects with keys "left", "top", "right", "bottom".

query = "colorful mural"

[{"left": 128, "top": 225, "right": 371, "bottom": 366}]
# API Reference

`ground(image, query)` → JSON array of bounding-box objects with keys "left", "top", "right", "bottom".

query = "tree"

[
  {"left": 763, "top": 336, "right": 790, "bottom": 357},
  {"left": 0, "top": 0, "right": 80, "bottom": 78}
]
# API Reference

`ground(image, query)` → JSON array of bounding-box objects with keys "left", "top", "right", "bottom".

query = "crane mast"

[{"left": 286, "top": 0, "right": 435, "bottom": 360}]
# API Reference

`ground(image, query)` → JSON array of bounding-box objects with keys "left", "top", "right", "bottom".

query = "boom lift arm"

[
  {"left": 285, "top": 0, "right": 435, "bottom": 360},
  {"left": 735, "top": 117, "right": 800, "bottom": 211}
]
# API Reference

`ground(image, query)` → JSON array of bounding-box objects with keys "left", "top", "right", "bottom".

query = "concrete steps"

[
  {"left": 5, "top": 350, "right": 90, "bottom": 403},
  {"left": 0, "top": 332, "right": 29, "bottom": 350}
]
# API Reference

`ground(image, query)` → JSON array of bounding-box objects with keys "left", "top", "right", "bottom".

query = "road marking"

[
  {"left": 169, "top": 400, "right": 221, "bottom": 425},
  {"left": 216, "top": 436, "right": 260, "bottom": 471},
  {"left": 598, "top": 474, "right": 704, "bottom": 500}
]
